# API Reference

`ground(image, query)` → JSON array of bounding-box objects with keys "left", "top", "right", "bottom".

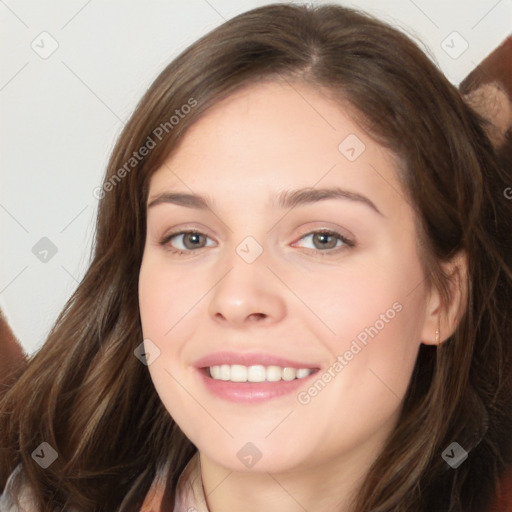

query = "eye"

[
  {"left": 161, "top": 230, "right": 215, "bottom": 254},
  {"left": 293, "top": 229, "right": 354, "bottom": 253}
]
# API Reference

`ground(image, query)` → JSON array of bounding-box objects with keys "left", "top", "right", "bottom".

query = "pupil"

[
  {"left": 185, "top": 233, "right": 203, "bottom": 249},
  {"left": 314, "top": 233, "right": 336, "bottom": 249}
]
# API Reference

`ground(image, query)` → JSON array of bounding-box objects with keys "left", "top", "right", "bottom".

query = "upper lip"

[{"left": 194, "top": 351, "right": 320, "bottom": 369}]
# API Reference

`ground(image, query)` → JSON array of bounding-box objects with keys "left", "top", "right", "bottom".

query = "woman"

[{"left": 1, "top": 3, "right": 511, "bottom": 511}]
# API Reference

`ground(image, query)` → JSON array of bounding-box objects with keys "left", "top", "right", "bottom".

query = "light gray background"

[{"left": 1, "top": 0, "right": 510, "bottom": 355}]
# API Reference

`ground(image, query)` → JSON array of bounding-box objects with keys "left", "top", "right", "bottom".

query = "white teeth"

[
  {"left": 207, "top": 364, "right": 313, "bottom": 382},
  {"left": 220, "top": 364, "right": 230, "bottom": 381},
  {"left": 266, "top": 365, "right": 282, "bottom": 382},
  {"left": 296, "top": 368, "right": 311, "bottom": 379},
  {"left": 210, "top": 365, "right": 221, "bottom": 379},
  {"left": 230, "top": 364, "right": 247, "bottom": 382},
  {"left": 247, "top": 365, "right": 266, "bottom": 382},
  {"left": 282, "top": 367, "right": 296, "bottom": 381}
]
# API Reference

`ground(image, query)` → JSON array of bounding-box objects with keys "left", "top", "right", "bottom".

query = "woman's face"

[{"left": 138, "top": 81, "right": 434, "bottom": 474}]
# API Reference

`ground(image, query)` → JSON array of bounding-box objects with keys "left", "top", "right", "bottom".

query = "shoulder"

[{"left": 0, "top": 465, "right": 39, "bottom": 512}]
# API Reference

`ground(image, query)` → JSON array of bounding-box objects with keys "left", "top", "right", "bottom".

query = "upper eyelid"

[
  {"left": 293, "top": 225, "right": 355, "bottom": 245},
  {"left": 160, "top": 225, "right": 216, "bottom": 241},
  {"left": 162, "top": 228, "right": 353, "bottom": 250},
  {"left": 162, "top": 227, "right": 345, "bottom": 240},
  {"left": 161, "top": 231, "right": 215, "bottom": 254},
  {"left": 292, "top": 230, "right": 354, "bottom": 249},
  {"left": 162, "top": 229, "right": 215, "bottom": 244}
]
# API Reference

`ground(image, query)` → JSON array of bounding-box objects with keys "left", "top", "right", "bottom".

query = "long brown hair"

[{"left": 1, "top": 4, "right": 511, "bottom": 511}]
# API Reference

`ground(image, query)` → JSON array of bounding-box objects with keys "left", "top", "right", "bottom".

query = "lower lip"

[{"left": 196, "top": 368, "right": 318, "bottom": 403}]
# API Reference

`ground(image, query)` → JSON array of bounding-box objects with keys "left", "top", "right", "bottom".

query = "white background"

[{"left": 1, "top": 0, "right": 510, "bottom": 355}]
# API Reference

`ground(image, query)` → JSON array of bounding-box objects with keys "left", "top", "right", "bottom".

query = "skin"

[{"left": 138, "top": 80, "right": 465, "bottom": 512}]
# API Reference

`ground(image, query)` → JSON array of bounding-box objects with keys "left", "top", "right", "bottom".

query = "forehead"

[{"left": 148, "top": 81, "right": 409, "bottom": 219}]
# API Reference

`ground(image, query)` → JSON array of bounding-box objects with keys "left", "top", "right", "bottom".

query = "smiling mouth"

[{"left": 204, "top": 364, "right": 317, "bottom": 383}]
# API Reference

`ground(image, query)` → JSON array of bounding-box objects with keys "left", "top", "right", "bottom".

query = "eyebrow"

[
  {"left": 148, "top": 192, "right": 210, "bottom": 209},
  {"left": 276, "top": 187, "right": 382, "bottom": 215},
  {"left": 147, "top": 187, "right": 382, "bottom": 215}
]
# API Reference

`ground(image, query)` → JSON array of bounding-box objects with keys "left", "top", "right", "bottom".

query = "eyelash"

[
  {"left": 160, "top": 229, "right": 355, "bottom": 257},
  {"left": 293, "top": 229, "right": 355, "bottom": 256},
  {"left": 160, "top": 230, "right": 214, "bottom": 256}
]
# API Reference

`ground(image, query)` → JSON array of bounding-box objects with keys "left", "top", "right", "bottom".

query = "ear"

[{"left": 420, "top": 250, "right": 468, "bottom": 346}]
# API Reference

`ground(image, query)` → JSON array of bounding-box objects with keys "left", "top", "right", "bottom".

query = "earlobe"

[{"left": 421, "top": 250, "right": 469, "bottom": 346}]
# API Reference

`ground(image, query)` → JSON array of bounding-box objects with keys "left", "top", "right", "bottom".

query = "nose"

[{"left": 208, "top": 254, "right": 287, "bottom": 328}]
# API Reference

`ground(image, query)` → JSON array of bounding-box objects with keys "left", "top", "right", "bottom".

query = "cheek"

[
  {"left": 296, "top": 251, "right": 425, "bottom": 349},
  {"left": 296, "top": 246, "right": 427, "bottom": 400},
  {"left": 139, "top": 254, "right": 165, "bottom": 336},
  {"left": 138, "top": 256, "right": 197, "bottom": 427},
  {"left": 289, "top": 271, "right": 425, "bottom": 461},
  {"left": 138, "top": 253, "right": 202, "bottom": 339}
]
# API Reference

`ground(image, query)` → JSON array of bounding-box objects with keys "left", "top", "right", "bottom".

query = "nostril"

[{"left": 249, "top": 313, "right": 267, "bottom": 321}]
